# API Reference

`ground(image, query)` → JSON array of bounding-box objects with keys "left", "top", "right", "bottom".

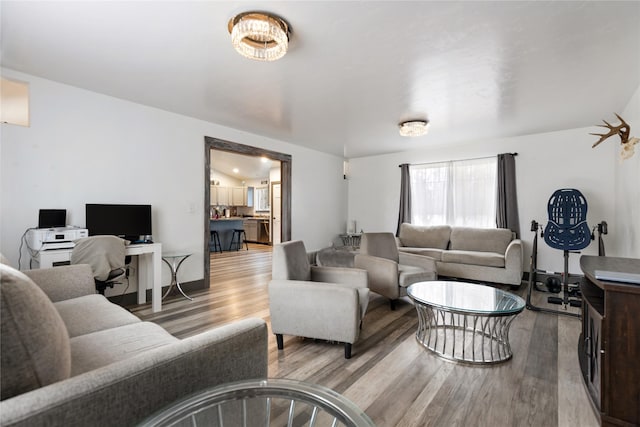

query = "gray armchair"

[
  {"left": 354, "top": 232, "right": 437, "bottom": 310},
  {"left": 268, "top": 240, "right": 369, "bottom": 359}
]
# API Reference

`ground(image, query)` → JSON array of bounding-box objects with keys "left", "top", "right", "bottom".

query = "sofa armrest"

[
  {"left": 23, "top": 264, "right": 95, "bottom": 302},
  {"left": 504, "top": 239, "right": 524, "bottom": 279},
  {"left": 0, "top": 318, "right": 268, "bottom": 427},
  {"left": 310, "top": 265, "right": 367, "bottom": 288},
  {"left": 354, "top": 254, "right": 400, "bottom": 299},
  {"left": 268, "top": 280, "right": 362, "bottom": 343},
  {"left": 398, "top": 252, "right": 437, "bottom": 272},
  {"left": 395, "top": 236, "right": 403, "bottom": 247}
]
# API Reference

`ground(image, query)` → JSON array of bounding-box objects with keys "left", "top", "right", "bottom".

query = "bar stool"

[
  {"left": 210, "top": 230, "right": 222, "bottom": 253},
  {"left": 229, "top": 229, "right": 248, "bottom": 251}
]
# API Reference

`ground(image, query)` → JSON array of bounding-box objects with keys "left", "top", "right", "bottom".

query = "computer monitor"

[
  {"left": 85, "top": 204, "right": 152, "bottom": 243},
  {"left": 38, "top": 209, "right": 66, "bottom": 228}
]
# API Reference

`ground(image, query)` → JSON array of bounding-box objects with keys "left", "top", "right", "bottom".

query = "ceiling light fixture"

[
  {"left": 399, "top": 120, "right": 429, "bottom": 137},
  {"left": 228, "top": 12, "right": 290, "bottom": 62}
]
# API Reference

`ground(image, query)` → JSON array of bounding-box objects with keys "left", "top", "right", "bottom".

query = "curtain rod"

[{"left": 399, "top": 152, "right": 517, "bottom": 167}]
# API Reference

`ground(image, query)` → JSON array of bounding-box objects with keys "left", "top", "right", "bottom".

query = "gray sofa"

[
  {"left": 397, "top": 223, "right": 524, "bottom": 287},
  {"left": 0, "top": 262, "right": 268, "bottom": 427}
]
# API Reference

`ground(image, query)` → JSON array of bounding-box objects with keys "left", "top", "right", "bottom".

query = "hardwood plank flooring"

[{"left": 129, "top": 245, "right": 599, "bottom": 427}]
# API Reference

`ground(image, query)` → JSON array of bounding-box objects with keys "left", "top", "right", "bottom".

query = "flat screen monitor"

[
  {"left": 38, "top": 209, "right": 66, "bottom": 228},
  {"left": 85, "top": 204, "right": 152, "bottom": 242}
]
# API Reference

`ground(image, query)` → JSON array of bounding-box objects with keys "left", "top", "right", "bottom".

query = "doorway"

[{"left": 203, "top": 137, "right": 292, "bottom": 289}]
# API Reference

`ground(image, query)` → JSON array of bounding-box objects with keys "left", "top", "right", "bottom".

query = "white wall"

[
  {"left": 0, "top": 69, "right": 348, "bottom": 291},
  {"left": 348, "top": 126, "right": 625, "bottom": 275},
  {"left": 618, "top": 85, "right": 640, "bottom": 258}
]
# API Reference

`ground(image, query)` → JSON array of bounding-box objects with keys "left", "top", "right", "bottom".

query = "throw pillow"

[{"left": 0, "top": 264, "right": 71, "bottom": 400}]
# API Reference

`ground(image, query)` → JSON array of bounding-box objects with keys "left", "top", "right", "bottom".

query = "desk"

[{"left": 33, "top": 243, "right": 163, "bottom": 312}]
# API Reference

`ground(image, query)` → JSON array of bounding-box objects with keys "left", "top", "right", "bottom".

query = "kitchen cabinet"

[
  {"left": 211, "top": 185, "right": 253, "bottom": 207},
  {"left": 245, "top": 187, "right": 254, "bottom": 207},
  {"left": 231, "top": 187, "right": 244, "bottom": 206},
  {"left": 210, "top": 185, "right": 229, "bottom": 206}
]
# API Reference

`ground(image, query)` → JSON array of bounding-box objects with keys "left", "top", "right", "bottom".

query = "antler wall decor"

[{"left": 591, "top": 113, "right": 639, "bottom": 160}]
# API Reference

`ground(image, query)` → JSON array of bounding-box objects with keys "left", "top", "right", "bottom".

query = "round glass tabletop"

[{"left": 407, "top": 281, "right": 525, "bottom": 315}]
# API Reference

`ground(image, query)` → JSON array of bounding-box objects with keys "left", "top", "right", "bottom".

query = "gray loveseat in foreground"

[
  {"left": 397, "top": 223, "right": 523, "bottom": 287},
  {"left": 0, "top": 263, "right": 267, "bottom": 427}
]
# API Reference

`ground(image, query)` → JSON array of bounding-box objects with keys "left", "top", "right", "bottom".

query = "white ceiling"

[
  {"left": 211, "top": 150, "right": 279, "bottom": 181},
  {"left": 2, "top": 1, "right": 639, "bottom": 158}
]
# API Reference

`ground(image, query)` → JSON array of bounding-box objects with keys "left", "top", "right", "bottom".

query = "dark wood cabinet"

[{"left": 579, "top": 256, "right": 640, "bottom": 426}]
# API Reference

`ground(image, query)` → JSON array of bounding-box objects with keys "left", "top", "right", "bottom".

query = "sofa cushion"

[
  {"left": 70, "top": 322, "right": 178, "bottom": 376},
  {"left": 398, "top": 247, "right": 445, "bottom": 261},
  {"left": 0, "top": 264, "right": 71, "bottom": 400},
  {"left": 398, "top": 265, "right": 437, "bottom": 287},
  {"left": 441, "top": 250, "right": 505, "bottom": 268},
  {"left": 399, "top": 224, "right": 451, "bottom": 250},
  {"left": 449, "top": 227, "right": 513, "bottom": 254},
  {"left": 54, "top": 294, "right": 141, "bottom": 338},
  {"left": 315, "top": 247, "right": 356, "bottom": 268}
]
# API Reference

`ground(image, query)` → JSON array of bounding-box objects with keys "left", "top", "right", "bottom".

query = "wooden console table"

[{"left": 579, "top": 256, "right": 640, "bottom": 426}]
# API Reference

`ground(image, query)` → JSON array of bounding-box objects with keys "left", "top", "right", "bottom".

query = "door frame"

[
  {"left": 270, "top": 181, "right": 282, "bottom": 245},
  {"left": 203, "top": 136, "right": 292, "bottom": 289}
]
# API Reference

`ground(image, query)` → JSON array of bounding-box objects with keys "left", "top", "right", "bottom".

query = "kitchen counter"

[
  {"left": 210, "top": 218, "right": 243, "bottom": 251},
  {"left": 211, "top": 216, "right": 244, "bottom": 221},
  {"left": 210, "top": 217, "right": 270, "bottom": 250},
  {"left": 210, "top": 216, "right": 269, "bottom": 221}
]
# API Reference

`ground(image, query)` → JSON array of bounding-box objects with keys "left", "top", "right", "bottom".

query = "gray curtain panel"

[
  {"left": 396, "top": 164, "right": 412, "bottom": 236},
  {"left": 496, "top": 153, "right": 520, "bottom": 237}
]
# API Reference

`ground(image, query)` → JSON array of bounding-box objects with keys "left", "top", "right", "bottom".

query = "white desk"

[{"left": 33, "top": 243, "right": 163, "bottom": 312}]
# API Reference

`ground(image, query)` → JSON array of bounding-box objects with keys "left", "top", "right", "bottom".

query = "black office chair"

[{"left": 71, "top": 235, "right": 129, "bottom": 295}]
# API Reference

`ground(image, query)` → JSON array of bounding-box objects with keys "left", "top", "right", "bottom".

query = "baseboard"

[{"left": 108, "top": 279, "right": 206, "bottom": 307}]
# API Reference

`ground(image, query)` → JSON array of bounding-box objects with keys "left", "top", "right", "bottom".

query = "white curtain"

[{"left": 410, "top": 157, "right": 497, "bottom": 228}]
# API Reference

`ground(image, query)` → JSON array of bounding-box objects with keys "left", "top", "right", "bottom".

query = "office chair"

[{"left": 70, "top": 236, "right": 129, "bottom": 295}]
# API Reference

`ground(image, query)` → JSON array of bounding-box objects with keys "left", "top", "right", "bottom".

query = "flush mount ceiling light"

[
  {"left": 399, "top": 120, "right": 429, "bottom": 137},
  {"left": 228, "top": 12, "right": 290, "bottom": 62}
]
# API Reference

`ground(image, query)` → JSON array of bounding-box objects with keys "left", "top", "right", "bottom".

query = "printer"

[{"left": 26, "top": 226, "right": 88, "bottom": 251}]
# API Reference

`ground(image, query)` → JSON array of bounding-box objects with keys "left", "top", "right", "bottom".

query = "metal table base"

[
  {"left": 162, "top": 253, "right": 192, "bottom": 301},
  {"left": 413, "top": 304, "right": 519, "bottom": 365}
]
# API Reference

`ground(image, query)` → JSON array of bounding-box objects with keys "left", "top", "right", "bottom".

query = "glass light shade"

[
  {"left": 399, "top": 120, "right": 429, "bottom": 137},
  {"left": 229, "top": 12, "right": 289, "bottom": 62}
]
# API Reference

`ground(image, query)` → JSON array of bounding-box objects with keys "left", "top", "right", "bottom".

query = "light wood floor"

[{"left": 129, "top": 244, "right": 599, "bottom": 427}]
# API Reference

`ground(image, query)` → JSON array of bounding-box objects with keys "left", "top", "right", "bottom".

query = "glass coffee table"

[
  {"left": 407, "top": 281, "right": 525, "bottom": 365},
  {"left": 138, "top": 378, "right": 375, "bottom": 427}
]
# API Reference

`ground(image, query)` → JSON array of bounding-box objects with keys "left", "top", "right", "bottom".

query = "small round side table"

[{"left": 162, "top": 253, "right": 193, "bottom": 301}]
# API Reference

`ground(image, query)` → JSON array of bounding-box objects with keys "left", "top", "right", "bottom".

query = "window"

[
  {"left": 255, "top": 187, "right": 269, "bottom": 211},
  {"left": 410, "top": 157, "right": 497, "bottom": 228}
]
